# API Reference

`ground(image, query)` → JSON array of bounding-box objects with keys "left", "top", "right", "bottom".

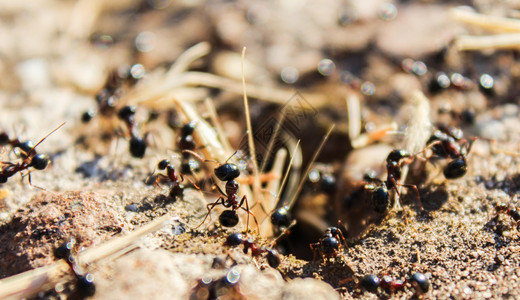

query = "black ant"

[
  {"left": 154, "top": 159, "right": 185, "bottom": 200},
  {"left": 270, "top": 206, "right": 293, "bottom": 234},
  {"left": 359, "top": 272, "right": 429, "bottom": 295},
  {"left": 184, "top": 150, "right": 258, "bottom": 232},
  {"left": 117, "top": 105, "right": 147, "bottom": 158},
  {"left": 426, "top": 124, "right": 474, "bottom": 179},
  {"left": 0, "top": 131, "right": 40, "bottom": 159},
  {"left": 224, "top": 232, "right": 281, "bottom": 268},
  {"left": 310, "top": 226, "right": 347, "bottom": 262},
  {"left": 0, "top": 123, "right": 64, "bottom": 184},
  {"left": 54, "top": 238, "right": 96, "bottom": 299},
  {"left": 363, "top": 149, "right": 422, "bottom": 214},
  {"left": 178, "top": 121, "right": 200, "bottom": 175}
]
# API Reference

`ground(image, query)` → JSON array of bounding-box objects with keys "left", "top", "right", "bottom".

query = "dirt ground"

[{"left": 2, "top": 0, "right": 520, "bottom": 299}]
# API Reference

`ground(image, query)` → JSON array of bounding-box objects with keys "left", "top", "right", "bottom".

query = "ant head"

[
  {"left": 409, "top": 273, "right": 430, "bottom": 294},
  {"left": 360, "top": 274, "right": 380, "bottom": 293},
  {"left": 371, "top": 186, "right": 389, "bottom": 214},
  {"left": 443, "top": 158, "right": 467, "bottom": 179},
  {"left": 214, "top": 163, "right": 240, "bottom": 181},
  {"left": 320, "top": 236, "right": 340, "bottom": 254},
  {"left": 129, "top": 137, "right": 147, "bottom": 158},
  {"left": 117, "top": 105, "right": 137, "bottom": 122},
  {"left": 266, "top": 249, "right": 281, "bottom": 268},
  {"left": 81, "top": 109, "right": 97, "bottom": 123},
  {"left": 0, "top": 175, "right": 7, "bottom": 184},
  {"left": 320, "top": 173, "right": 336, "bottom": 195},
  {"left": 386, "top": 149, "right": 410, "bottom": 164},
  {"left": 158, "top": 159, "right": 170, "bottom": 170},
  {"left": 219, "top": 210, "right": 239, "bottom": 227},
  {"left": 31, "top": 154, "right": 50, "bottom": 170},
  {"left": 181, "top": 121, "right": 197, "bottom": 137},
  {"left": 225, "top": 232, "right": 244, "bottom": 246},
  {"left": 271, "top": 206, "right": 292, "bottom": 229}
]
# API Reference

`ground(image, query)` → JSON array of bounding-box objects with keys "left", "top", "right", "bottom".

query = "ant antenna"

[{"left": 28, "top": 122, "right": 66, "bottom": 157}]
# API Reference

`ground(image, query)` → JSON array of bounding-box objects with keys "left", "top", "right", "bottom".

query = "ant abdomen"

[
  {"left": 219, "top": 210, "right": 239, "bottom": 227},
  {"left": 371, "top": 186, "right": 389, "bottom": 214},
  {"left": 443, "top": 158, "right": 467, "bottom": 179},
  {"left": 129, "top": 136, "right": 147, "bottom": 158}
]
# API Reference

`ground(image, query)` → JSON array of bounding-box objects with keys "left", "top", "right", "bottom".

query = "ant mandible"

[
  {"left": 184, "top": 150, "right": 258, "bottom": 232},
  {"left": 310, "top": 226, "right": 348, "bottom": 262},
  {"left": 426, "top": 124, "right": 475, "bottom": 179},
  {"left": 0, "top": 123, "right": 65, "bottom": 184}
]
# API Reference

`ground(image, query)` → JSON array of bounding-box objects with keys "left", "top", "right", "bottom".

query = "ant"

[
  {"left": 359, "top": 272, "right": 429, "bottom": 295},
  {"left": 224, "top": 232, "right": 281, "bottom": 268},
  {"left": 184, "top": 150, "right": 258, "bottom": 232},
  {"left": 0, "top": 123, "right": 64, "bottom": 184},
  {"left": 154, "top": 159, "right": 185, "bottom": 200},
  {"left": 178, "top": 121, "right": 200, "bottom": 175},
  {"left": 363, "top": 149, "right": 422, "bottom": 214},
  {"left": 54, "top": 238, "right": 96, "bottom": 299},
  {"left": 117, "top": 105, "right": 147, "bottom": 158},
  {"left": 0, "top": 131, "right": 40, "bottom": 159},
  {"left": 270, "top": 206, "right": 293, "bottom": 234},
  {"left": 495, "top": 203, "right": 520, "bottom": 223},
  {"left": 426, "top": 124, "right": 475, "bottom": 179},
  {"left": 310, "top": 226, "right": 347, "bottom": 262}
]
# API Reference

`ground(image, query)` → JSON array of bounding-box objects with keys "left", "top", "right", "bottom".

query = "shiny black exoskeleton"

[
  {"left": 117, "top": 105, "right": 147, "bottom": 158},
  {"left": 155, "top": 159, "right": 184, "bottom": 200},
  {"left": 224, "top": 233, "right": 281, "bottom": 268},
  {"left": 409, "top": 272, "right": 430, "bottom": 295},
  {"left": 360, "top": 274, "right": 380, "bottom": 293},
  {"left": 359, "top": 272, "right": 430, "bottom": 295},
  {"left": 270, "top": 206, "right": 292, "bottom": 232},
  {"left": 189, "top": 153, "right": 256, "bottom": 231},
  {"left": 310, "top": 226, "right": 347, "bottom": 261},
  {"left": 0, "top": 124, "right": 63, "bottom": 184},
  {"left": 54, "top": 239, "right": 96, "bottom": 298},
  {"left": 426, "top": 125, "right": 474, "bottom": 179},
  {"left": 178, "top": 122, "right": 200, "bottom": 175},
  {"left": 361, "top": 149, "right": 421, "bottom": 213}
]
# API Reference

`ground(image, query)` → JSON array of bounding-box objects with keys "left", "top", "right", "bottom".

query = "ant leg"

[
  {"left": 400, "top": 183, "right": 423, "bottom": 210},
  {"left": 194, "top": 197, "right": 224, "bottom": 229},
  {"left": 238, "top": 195, "right": 259, "bottom": 233},
  {"left": 181, "top": 150, "right": 219, "bottom": 165}
]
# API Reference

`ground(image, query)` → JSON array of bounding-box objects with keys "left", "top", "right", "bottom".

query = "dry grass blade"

[
  {"left": 451, "top": 7, "right": 520, "bottom": 33},
  {"left": 455, "top": 33, "right": 520, "bottom": 51},
  {"left": 286, "top": 124, "right": 335, "bottom": 209},
  {"left": 259, "top": 106, "right": 288, "bottom": 175},
  {"left": 0, "top": 214, "right": 172, "bottom": 300},
  {"left": 346, "top": 94, "right": 361, "bottom": 141},
  {"left": 241, "top": 47, "right": 262, "bottom": 219}
]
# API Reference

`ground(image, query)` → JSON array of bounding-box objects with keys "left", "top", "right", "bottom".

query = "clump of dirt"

[{"left": 0, "top": 191, "right": 123, "bottom": 278}]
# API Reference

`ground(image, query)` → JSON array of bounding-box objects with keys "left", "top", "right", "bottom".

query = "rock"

[
  {"left": 282, "top": 278, "right": 340, "bottom": 300},
  {"left": 376, "top": 4, "right": 466, "bottom": 58},
  {"left": 94, "top": 249, "right": 189, "bottom": 300}
]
